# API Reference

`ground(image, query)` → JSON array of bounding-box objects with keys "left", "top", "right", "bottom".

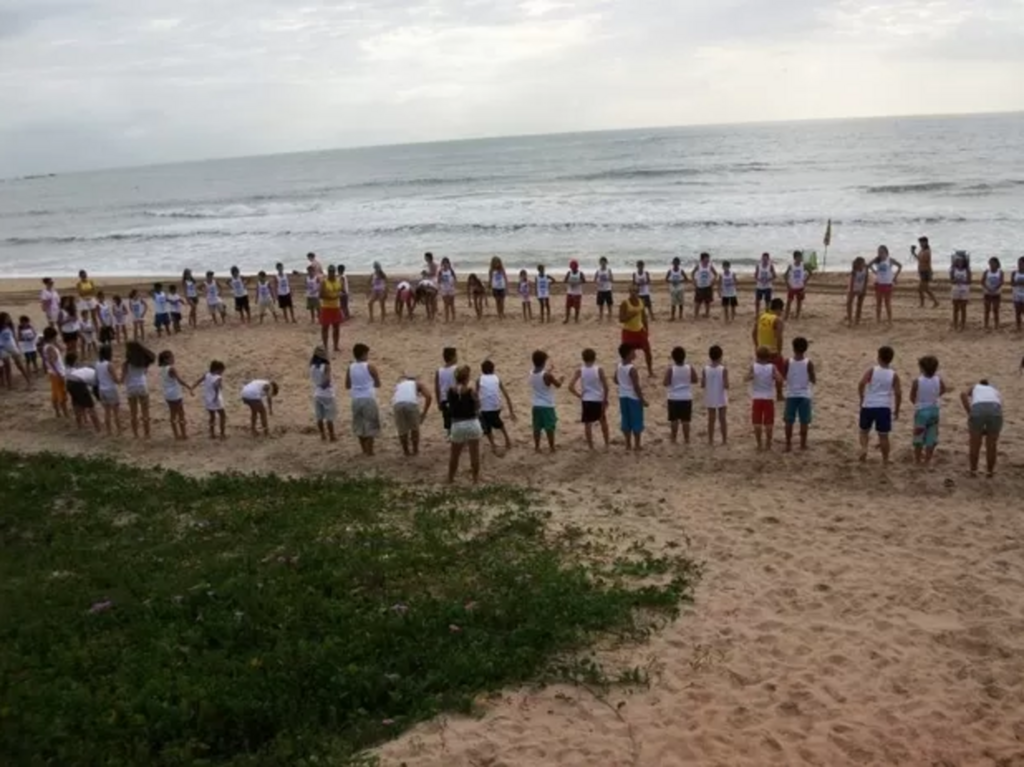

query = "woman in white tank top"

[
  {"left": 982, "top": 257, "right": 1004, "bottom": 330},
  {"left": 949, "top": 254, "right": 970, "bottom": 331}
]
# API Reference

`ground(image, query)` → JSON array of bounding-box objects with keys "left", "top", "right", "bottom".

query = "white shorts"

[
  {"left": 951, "top": 285, "right": 969, "bottom": 301},
  {"left": 450, "top": 418, "right": 483, "bottom": 444},
  {"left": 77, "top": 298, "right": 97, "bottom": 313}
]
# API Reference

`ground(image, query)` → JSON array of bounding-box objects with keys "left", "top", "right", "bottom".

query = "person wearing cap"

[
  {"left": 563, "top": 259, "right": 586, "bottom": 324},
  {"left": 619, "top": 284, "right": 653, "bottom": 377},
  {"left": 319, "top": 265, "right": 344, "bottom": 352}
]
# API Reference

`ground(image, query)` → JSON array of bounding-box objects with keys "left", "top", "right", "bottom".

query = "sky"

[{"left": 1, "top": 0, "right": 1023, "bottom": 176}]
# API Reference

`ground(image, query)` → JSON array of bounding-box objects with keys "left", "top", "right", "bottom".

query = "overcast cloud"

[{"left": 0, "top": 0, "right": 1022, "bottom": 175}]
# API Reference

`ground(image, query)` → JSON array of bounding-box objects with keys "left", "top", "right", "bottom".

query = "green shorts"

[
  {"left": 306, "top": 297, "right": 321, "bottom": 311},
  {"left": 531, "top": 406, "right": 557, "bottom": 434},
  {"left": 913, "top": 405, "right": 939, "bottom": 448}
]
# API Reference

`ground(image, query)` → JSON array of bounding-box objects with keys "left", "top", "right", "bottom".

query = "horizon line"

[{"left": 4, "top": 107, "right": 1022, "bottom": 181}]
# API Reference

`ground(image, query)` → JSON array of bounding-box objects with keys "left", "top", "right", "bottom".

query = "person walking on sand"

[
  {"left": 319, "top": 265, "right": 344, "bottom": 352},
  {"left": 619, "top": 284, "right": 654, "bottom": 378},
  {"left": 909, "top": 355, "right": 947, "bottom": 466},
  {"left": 784, "top": 251, "right": 809, "bottom": 320},
  {"left": 870, "top": 245, "right": 902, "bottom": 324},
  {"left": 752, "top": 297, "right": 785, "bottom": 401},
  {"left": 857, "top": 345, "right": 902, "bottom": 465},
  {"left": 961, "top": 379, "right": 1003, "bottom": 477},
  {"left": 910, "top": 236, "right": 939, "bottom": 308}
]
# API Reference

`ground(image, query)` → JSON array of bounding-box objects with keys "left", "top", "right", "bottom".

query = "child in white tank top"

[
  {"left": 782, "top": 336, "right": 816, "bottom": 451},
  {"left": 983, "top": 257, "right": 1004, "bottom": 330},
  {"left": 1014, "top": 257, "right": 1024, "bottom": 331},
  {"left": 701, "top": 345, "right": 729, "bottom": 445},
  {"left": 159, "top": 350, "right": 193, "bottom": 440},
  {"left": 858, "top": 345, "right": 902, "bottom": 464},
  {"left": 518, "top": 269, "right": 533, "bottom": 322},
  {"left": 748, "top": 346, "right": 784, "bottom": 450},
  {"left": 568, "top": 347, "right": 610, "bottom": 449},
  {"left": 194, "top": 360, "right": 227, "bottom": 439},
  {"left": 663, "top": 346, "right": 697, "bottom": 444},
  {"left": 477, "top": 359, "right": 516, "bottom": 453},
  {"left": 909, "top": 354, "right": 947, "bottom": 465},
  {"left": 529, "top": 349, "right": 564, "bottom": 453}
]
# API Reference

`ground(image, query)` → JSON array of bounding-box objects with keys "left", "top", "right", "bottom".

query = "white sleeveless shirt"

[
  {"left": 579, "top": 365, "right": 604, "bottom": 402},
  {"left": 785, "top": 358, "right": 811, "bottom": 399},
  {"left": 530, "top": 370, "right": 555, "bottom": 407},
  {"left": 668, "top": 364, "right": 693, "bottom": 401},
  {"left": 478, "top": 373, "right": 502, "bottom": 412},
  {"left": 863, "top": 367, "right": 895, "bottom": 408},
  {"left": 348, "top": 362, "right": 376, "bottom": 400},
  {"left": 915, "top": 375, "right": 941, "bottom": 410},
  {"left": 751, "top": 362, "right": 776, "bottom": 400},
  {"left": 616, "top": 363, "right": 638, "bottom": 400}
]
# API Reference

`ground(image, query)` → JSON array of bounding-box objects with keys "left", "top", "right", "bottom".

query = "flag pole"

[{"left": 823, "top": 218, "right": 832, "bottom": 272}]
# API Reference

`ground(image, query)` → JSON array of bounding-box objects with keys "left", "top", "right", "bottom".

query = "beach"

[{"left": 2, "top": 275, "right": 1023, "bottom": 766}]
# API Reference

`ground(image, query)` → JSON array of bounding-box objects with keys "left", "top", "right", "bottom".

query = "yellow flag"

[{"left": 823, "top": 219, "right": 832, "bottom": 247}]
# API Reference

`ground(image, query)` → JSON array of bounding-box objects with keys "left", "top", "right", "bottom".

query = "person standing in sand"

[
  {"left": 691, "top": 252, "right": 718, "bottom": 320},
  {"left": 783, "top": 251, "right": 809, "bottom": 321},
  {"left": 747, "top": 346, "right": 784, "bottom": 451},
  {"left": 961, "top": 379, "right": 1003, "bottom": 477},
  {"left": 40, "top": 278, "right": 60, "bottom": 328},
  {"left": 982, "top": 257, "right": 1004, "bottom": 330},
  {"left": 319, "top": 265, "right": 344, "bottom": 352},
  {"left": 857, "top": 345, "right": 901, "bottom": 465},
  {"left": 869, "top": 245, "right": 902, "bottom": 325},
  {"left": 949, "top": 252, "right": 971, "bottom": 331},
  {"left": 568, "top": 348, "right": 610, "bottom": 450},
  {"left": 76, "top": 270, "right": 100, "bottom": 327},
  {"left": 488, "top": 257, "right": 509, "bottom": 320},
  {"left": 1012, "top": 256, "right": 1024, "bottom": 332},
  {"left": 754, "top": 253, "right": 776, "bottom": 316},
  {"left": 845, "top": 257, "right": 869, "bottom": 326},
  {"left": 633, "top": 260, "right": 654, "bottom": 321},
  {"left": 619, "top": 284, "right": 654, "bottom": 378},
  {"left": 447, "top": 365, "right": 483, "bottom": 483},
  {"left": 752, "top": 297, "right": 785, "bottom": 401},
  {"left": 346, "top": 343, "right": 382, "bottom": 456},
  {"left": 594, "top": 257, "right": 615, "bottom": 322},
  {"left": 910, "top": 236, "right": 939, "bottom": 308},
  {"left": 563, "top": 260, "right": 585, "bottom": 324}
]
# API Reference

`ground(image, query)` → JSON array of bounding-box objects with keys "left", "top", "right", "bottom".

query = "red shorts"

[
  {"left": 787, "top": 288, "right": 805, "bottom": 301},
  {"left": 875, "top": 284, "right": 893, "bottom": 295},
  {"left": 320, "top": 307, "right": 342, "bottom": 326},
  {"left": 770, "top": 355, "right": 784, "bottom": 375},
  {"left": 566, "top": 294, "right": 582, "bottom": 309},
  {"left": 752, "top": 399, "right": 775, "bottom": 425},
  {"left": 621, "top": 328, "right": 650, "bottom": 354}
]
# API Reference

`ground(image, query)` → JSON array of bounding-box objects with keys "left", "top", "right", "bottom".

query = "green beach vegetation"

[{"left": 0, "top": 452, "right": 695, "bottom": 766}]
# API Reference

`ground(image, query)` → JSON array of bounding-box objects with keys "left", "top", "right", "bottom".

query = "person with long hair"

[
  {"left": 488, "top": 257, "right": 508, "bottom": 319},
  {"left": 447, "top": 365, "right": 483, "bottom": 483},
  {"left": 869, "top": 245, "right": 902, "bottom": 325}
]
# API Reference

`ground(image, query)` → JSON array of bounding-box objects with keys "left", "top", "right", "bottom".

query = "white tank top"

[
  {"left": 785, "top": 358, "right": 811, "bottom": 399},
  {"left": 518, "top": 280, "right": 531, "bottom": 299},
  {"left": 305, "top": 276, "right": 320, "bottom": 298},
  {"left": 231, "top": 277, "right": 246, "bottom": 297},
  {"left": 276, "top": 274, "right": 290, "bottom": 296},
  {"left": 668, "top": 364, "right": 693, "bottom": 401},
  {"left": 185, "top": 279, "right": 198, "bottom": 299},
  {"left": 530, "top": 370, "right": 555, "bottom": 407},
  {"left": 751, "top": 363, "right": 775, "bottom": 400},
  {"left": 667, "top": 268, "right": 685, "bottom": 287},
  {"left": 242, "top": 379, "right": 268, "bottom": 401},
  {"left": 721, "top": 272, "right": 737, "bottom": 297},
  {"left": 125, "top": 365, "right": 148, "bottom": 394},
  {"left": 580, "top": 365, "right": 604, "bottom": 402},
  {"left": 566, "top": 271, "right": 583, "bottom": 296},
  {"left": 98, "top": 302, "right": 114, "bottom": 326},
  {"left": 852, "top": 270, "right": 868, "bottom": 292},
  {"left": 60, "top": 312, "right": 79, "bottom": 334},
  {"left": 45, "top": 344, "right": 66, "bottom": 377},
  {"left": 971, "top": 384, "right": 1001, "bottom": 406},
  {"left": 915, "top": 375, "right": 941, "bottom": 409},
  {"left": 951, "top": 267, "right": 969, "bottom": 285},
  {"left": 616, "top": 363, "right": 637, "bottom": 400},
  {"left": 206, "top": 282, "right": 220, "bottom": 303},
  {"left": 348, "top": 362, "right": 376, "bottom": 400},
  {"left": 153, "top": 292, "right": 169, "bottom": 314},
  {"left": 756, "top": 264, "right": 773, "bottom": 289},
  {"left": 694, "top": 266, "right": 713, "bottom": 289},
  {"left": 595, "top": 269, "right": 612, "bottom": 292},
  {"left": 536, "top": 275, "right": 551, "bottom": 299},
  {"left": 257, "top": 282, "right": 272, "bottom": 302},
  {"left": 984, "top": 269, "right": 1002, "bottom": 293},
  {"left": 491, "top": 270, "right": 506, "bottom": 290},
  {"left": 437, "top": 365, "right": 456, "bottom": 400},
  {"left": 203, "top": 373, "right": 223, "bottom": 410},
  {"left": 95, "top": 360, "right": 118, "bottom": 394},
  {"left": 863, "top": 367, "right": 895, "bottom": 408},
  {"left": 874, "top": 259, "right": 894, "bottom": 286},
  {"left": 1014, "top": 271, "right": 1024, "bottom": 301},
  {"left": 478, "top": 373, "right": 502, "bottom": 411},
  {"left": 789, "top": 265, "right": 806, "bottom": 289},
  {"left": 162, "top": 366, "right": 183, "bottom": 401},
  {"left": 392, "top": 379, "right": 418, "bottom": 405},
  {"left": 635, "top": 271, "right": 651, "bottom": 296},
  {"left": 703, "top": 365, "right": 727, "bottom": 408}
]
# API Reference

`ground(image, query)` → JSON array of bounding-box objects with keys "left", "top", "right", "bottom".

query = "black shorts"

[
  {"left": 98, "top": 326, "right": 115, "bottom": 344},
  {"left": 234, "top": 296, "right": 250, "bottom": 312},
  {"left": 66, "top": 379, "right": 95, "bottom": 409},
  {"left": 721, "top": 296, "right": 738, "bottom": 307},
  {"left": 668, "top": 400, "right": 693, "bottom": 423},
  {"left": 695, "top": 287, "right": 714, "bottom": 304},
  {"left": 480, "top": 410, "right": 505, "bottom": 434},
  {"left": 596, "top": 290, "right": 613, "bottom": 307},
  {"left": 640, "top": 295, "right": 652, "bottom": 309},
  {"left": 278, "top": 294, "right": 293, "bottom": 310},
  {"left": 61, "top": 331, "right": 79, "bottom": 345},
  {"left": 171, "top": 312, "right": 182, "bottom": 324},
  {"left": 581, "top": 400, "right": 604, "bottom": 424},
  {"left": 492, "top": 288, "right": 506, "bottom": 300},
  {"left": 24, "top": 351, "right": 38, "bottom": 365}
]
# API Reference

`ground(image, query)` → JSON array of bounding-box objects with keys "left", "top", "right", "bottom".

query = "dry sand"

[{"left": 2, "top": 275, "right": 1024, "bottom": 766}]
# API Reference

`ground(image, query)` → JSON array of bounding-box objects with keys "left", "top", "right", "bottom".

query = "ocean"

[{"left": 1, "top": 113, "right": 1022, "bottom": 278}]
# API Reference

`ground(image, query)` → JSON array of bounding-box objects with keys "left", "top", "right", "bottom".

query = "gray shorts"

[
  {"left": 314, "top": 397, "right": 337, "bottom": 423},
  {"left": 393, "top": 402, "right": 420, "bottom": 436},
  {"left": 450, "top": 418, "right": 483, "bottom": 444},
  {"left": 969, "top": 403, "right": 1003, "bottom": 435},
  {"left": 351, "top": 398, "right": 380, "bottom": 438},
  {"left": 99, "top": 388, "right": 120, "bottom": 406}
]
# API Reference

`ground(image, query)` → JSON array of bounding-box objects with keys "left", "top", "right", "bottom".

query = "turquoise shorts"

[
  {"left": 913, "top": 405, "right": 940, "bottom": 448},
  {"left": 783, "top": 397, "right": 812, "bottom": 425},
  {"left": 619, "top": 398, "right": 644, "bottom": 434},
  {"left": 532, "top": 406, "right": 557, "bottom": 434}
]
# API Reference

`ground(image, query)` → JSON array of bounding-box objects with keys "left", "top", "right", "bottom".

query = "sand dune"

[{"left": 2, "top": 277, "right": 1023, "bottom": 766}]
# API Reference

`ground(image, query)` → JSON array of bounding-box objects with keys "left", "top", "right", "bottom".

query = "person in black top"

[{"left": 447, "top": 365, "right": 482, "bottom": 483}]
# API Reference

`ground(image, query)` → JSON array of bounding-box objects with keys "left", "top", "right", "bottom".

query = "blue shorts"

[
  {"left": 154, "top": 313, "right": 170, "bottom": 329},
  {"left": 859, "top": 407, "right": 892, "bottom": 434},
  {"left": 783, "top": 397, "right": 812, "bottom": 425},
  {"left": 619, "top": 397, "right": 644, "bottom": 434},
  {"left": 756, "top": 288, "right": 773, "bottom": 303}
]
